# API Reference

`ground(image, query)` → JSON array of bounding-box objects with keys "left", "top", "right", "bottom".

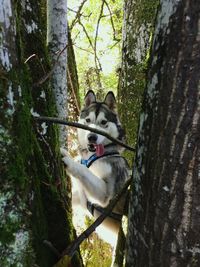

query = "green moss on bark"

[
  {"left": 118, "top": 0, "right": 159, "bottom": 163},
  {"left": 0, "top": 1, "right": 82, "bottom": 267},
  {"left": 115, "top": 0, "right": 159, "bottom": 265}
]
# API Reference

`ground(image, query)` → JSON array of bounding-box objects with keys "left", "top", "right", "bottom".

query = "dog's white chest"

[{"left": 89, "top": 160, "right": 112, "bottom": 179}]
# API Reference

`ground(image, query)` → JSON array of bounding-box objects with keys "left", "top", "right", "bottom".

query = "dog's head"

[{"left": 78, "top": 90, "right": 125, "bottom": 155}]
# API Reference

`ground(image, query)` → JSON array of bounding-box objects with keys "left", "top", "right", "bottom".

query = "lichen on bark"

[
  {"left": 0, "top": 1, "right": 82, "bottom": 266},
  {"left": 118, "top": 0, "right": 158, "bottom": 163},
  {"left": 47, "top": 0, "right": 68, "bottom": 146},
  {"left": 126, "top": 0, "right": 200, "bottom": 266},
  {"left": 116, "top": 0, "right": 158, "bottom": 265}
]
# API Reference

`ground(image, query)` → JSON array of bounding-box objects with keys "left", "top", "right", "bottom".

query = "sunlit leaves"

[{"left": 68, "top": 0, "right": 123, "bottom": 99}]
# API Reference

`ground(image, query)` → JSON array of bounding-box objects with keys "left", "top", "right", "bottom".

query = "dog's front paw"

[
  {"left": 60, "top": 147, "right": 69, "bottom": 157},
  {"left": 60, "top": 147, "right": 74, "bottom": 171}
]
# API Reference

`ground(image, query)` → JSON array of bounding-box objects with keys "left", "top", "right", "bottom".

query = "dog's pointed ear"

[
  {"left": 84, "top": 90, "right": 96, "bottom": 107},
  {"left": 104, "top": 91, "right": 117, "bottom": 112}
]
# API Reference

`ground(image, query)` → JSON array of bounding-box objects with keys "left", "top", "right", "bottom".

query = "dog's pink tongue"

[{"left": 95, "top": 144, "right": 105, "bottom": 156}]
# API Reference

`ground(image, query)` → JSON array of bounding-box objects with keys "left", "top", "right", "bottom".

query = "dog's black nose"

[{"left": 88, "top": 133, "right": 98, "bottom": 143}]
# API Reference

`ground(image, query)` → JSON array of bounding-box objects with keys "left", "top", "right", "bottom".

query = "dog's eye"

[
  {"left": 85, "top": 118, "right": 91, "bottom": 123},
  {"left": 101, "top": 120, "right": 107, "bottom": 126}
]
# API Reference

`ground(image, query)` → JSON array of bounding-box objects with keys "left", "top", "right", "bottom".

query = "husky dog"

[{"left": 61, "top": 90, "right": 130, "bottom": 245}]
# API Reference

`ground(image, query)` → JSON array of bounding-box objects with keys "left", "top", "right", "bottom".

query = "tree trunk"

[
  {"left": 67, "top": 30, "right": 80, "bottom": 122},
  {"left": 67, "top": 30, "right": 81, "bottom": 155},
  {"left": 118, "top": 0, "right": 158, "bottom": 161},
  {"left": 126, "top": 0, "right": 200, "bottom": 266},
  {"left": 0, "top": 1, "right": 81, "bottom": 266},
  {"left": 47, "top": 0, "right": 68, "bottom": 145},
  {"left": 116, "top": 0, "right": 158, "bottom": 265}
]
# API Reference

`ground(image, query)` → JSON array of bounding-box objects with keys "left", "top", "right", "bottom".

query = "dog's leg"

[
  {"left": 72, "top": 180, "right": 88, "bottom": 209},
  {"left": 72, "top": 189, "right": 81, "bottom": 206},
  {"left": 61, "top": 148, "right": 109, "bottom": 206}
]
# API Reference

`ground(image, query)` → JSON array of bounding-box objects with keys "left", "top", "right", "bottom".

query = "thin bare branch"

[
  {"left": 33, "top": 66, "right": 55, "bottom": 87},
  {"left": 34, "top": 116, "right": 135, "bottom": 152},
  {"left": 73, "top": 44, "right": 94, "bottom": 54},
  {"left": 24, "top": 54, "right": 37, "bottom": 64},
  {"left": 62, "top": 178, "right": 131, "bottom": 257},
  {"left": 68, "top": 7, "right": 92, "bottom": 18},
  {"left": 70, "top": 0, "right": 88, "bottom": 30},
  {"left": 78, "top": 19, "right": 102, "bottom": 71},
  {"left": 104, "top": 0, "right": 120, "bottom": 41},
  {"left": 45, "top": 178, "right": 131, "bottom": 261},
  {"left": 32, "top": 42, "right": 69, "bottom": 87},
  {"left": 93, "top": 1, "right": 105, "bottom": 97},
  {"left": 24, "top": 53, "right": 46, "bottom": 76},
  {"left": 94, "top": 0, "right": 104, "bottom": 72},
  {"left": 67, "top": 67, "right": 80, "bottom": 113},
  {"left": 79, "top": 20, "right": 102, "bottom": 97}
]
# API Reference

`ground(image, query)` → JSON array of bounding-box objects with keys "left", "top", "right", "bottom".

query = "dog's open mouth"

[{"left": 87, "top": 143, "right": 105, "bottom": 156}]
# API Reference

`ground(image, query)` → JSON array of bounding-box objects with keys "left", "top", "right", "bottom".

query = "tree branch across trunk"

[
  {"left": 34, "top": 116, "right": 135, "bottom": 152},
  {"left": 45, "top": 178, "right": 131, "bottom": 262},
  {"left": 63, "top": 178, "right": 131, "bottom": 257}
]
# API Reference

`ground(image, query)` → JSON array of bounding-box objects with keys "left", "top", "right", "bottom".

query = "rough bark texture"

[
  {"left": 116, "top": 0, "right": 158, "bottom": 265},
  {"left": 67, "top": 30, "right": 80, "bottom": 155},
  {"left": 118, "top": 0, "right": 158, "bottom": 162},
  {"left": 67, "top": 30, "right": 80, "bottom": 121},
  {"left": 47, "top": 0, "right": 68, "bottom": 145},
  {"left": 126, "top": 0, "right": 200, "bottom": 266},
  {"left": 0, "top": 1, "right": 81, "bottom": 266}
]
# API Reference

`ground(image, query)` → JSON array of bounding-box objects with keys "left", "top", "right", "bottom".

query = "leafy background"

[{"left": 68, "top": 0, "right": 123, "bottom": 266}]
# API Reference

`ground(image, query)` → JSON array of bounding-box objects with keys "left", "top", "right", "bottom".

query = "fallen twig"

[{"left": 34, "top": 116, "right": 135, "bottom": 152}]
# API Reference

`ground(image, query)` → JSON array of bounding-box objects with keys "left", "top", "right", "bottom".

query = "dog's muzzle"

[
  {"left": 87, "top": 133, "right": 105, "bottom": 156},
  {"left": 87, "top": 133, "right": 98, "bottom": 152},
  {"left": 87, "top": 133, "right": 97, "bottom": 142}
]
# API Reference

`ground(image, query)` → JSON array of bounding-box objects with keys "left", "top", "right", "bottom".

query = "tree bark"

[
  {"left": 47, "top": 0, "right": 68, "bottom": 145},
  {"left": 67, "top": 30, "right": 80, "bottom": 121},
  {"left": 0, "top": 1, "right": 81, "bottom": 266},
  {"left": 126, "top": 0, "right": 200, "bottom": 266},
  {"left": 67, "top": 30, "right": 80, "bottom": 155},
  {"left": 118, "top": 0, "right": 158, "bottom": 161},
  {"left": 116, "top": 0, "right": 158, "bottom": 265}
]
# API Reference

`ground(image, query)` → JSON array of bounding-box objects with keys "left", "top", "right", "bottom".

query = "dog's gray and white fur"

[{"left": 61, "top": 90, "right": 129, "bottom": 245}]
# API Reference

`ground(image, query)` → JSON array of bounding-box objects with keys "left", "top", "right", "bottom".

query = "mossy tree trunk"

[
  {"left": 0, "top": 1, "right": 81, "bottom": 266},
  {"left": 67, "top": 30, "right": 80, "bottom": 120},
  {"left": 115, "top": 0, "right": 158, "bottom": 265},
  {"left": 118, "top": 0, "right": 158, "bottom": 161},
  {"left": 67, "top": 30, "right": 81, "bottom": 155},
  {"left": 47, "top": 0, "right": 68, "bottom": 145},
  {"left": 126, "top": 0, "right": 200, "bottom": 266}
]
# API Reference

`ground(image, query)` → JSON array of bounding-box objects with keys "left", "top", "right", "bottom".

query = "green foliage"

[
  {"left": 81, "top": 233, "right": 112, "bottom": 267},
  {"left": 80, "top": 217, "right": 112, "bottom": 267},
  {"left": 68, "top": 1, "right": 124, "bottom": 265},
  {"left": 68, "top": 0, "right": 123, "bottom": 100},
  {"left": 0, "top": 1, "right": 82, "bottom": 266}
]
